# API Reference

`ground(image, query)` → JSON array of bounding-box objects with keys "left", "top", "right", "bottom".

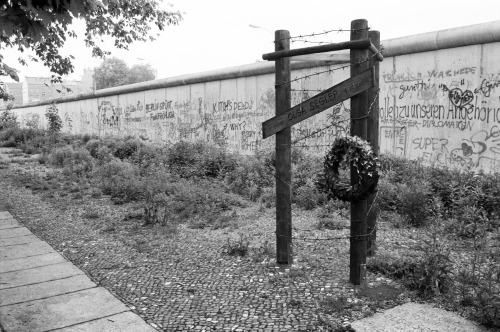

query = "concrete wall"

[{"left": 11, "top": 21, "right": 500, "bottom": 172}]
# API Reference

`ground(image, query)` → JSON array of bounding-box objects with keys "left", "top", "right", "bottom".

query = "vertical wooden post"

[
  {"left": 349, "top": 19, "right": 369, "bottom": 285},
  {"left": 275, "top": 30, "right": 293, "bottom": 264},
  {"left": 367, "top": 30, "right": 380, "bottom": 257}
]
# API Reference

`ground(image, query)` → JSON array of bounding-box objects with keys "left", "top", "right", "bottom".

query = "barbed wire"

[
  {"left": 275, "top": 52, "right": 379, "bottom": 87},
  {"left": 291, "top": 88, "right": 325, "bottom": 93},
  {"left": 273, "top": 172, "right": 379, "bottom": 224},
  {"left": 275, "top": 222, "right": 378, "bottom": 242},
  {"left": 276, "top": 64, "right": 349, "bottom": 87},
  {"left": 275, "top": 27, "right": 371, "bottom": 43},
  {"left": 290, "top": 144, "right": 334, "bottom": 149},
  {"left": 291, "top": 40, "right": 342, "bottom": 45}
]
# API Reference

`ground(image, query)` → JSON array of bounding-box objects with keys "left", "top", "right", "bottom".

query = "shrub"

[
  {"left": 397, "top": 181, "right": 432, "bottom": 227},
  {"left": 141, "top": 169, "right": 178, "bottom": 225},
  {"left": 95, "top": 145, "right": 114, "bottom": 164},
  {"left": 140, "top": 170, "right": 245, "bottom": 228},
  {"left": 453, "top": 222, "right": 500, "bottom": 327},
  {"left": 317, "top": 295, "right": 353, "bottom": 315},
  {"left": 81, "top": 133, "right": 95, "bottom": 144},
  {"left": 294, "top": 178, "right": 326, "bottom": 210},
  {"left": 367, "top": 232, "right": 453, "bottom": 298},
  {"left": 45, "top": 103, "right": 62, "bottom": 133},
  {"left": 85, "top": 139, "right": 101, "bottom": 159},
  {"left": 48, "top": 145, "right": 94, "bottom": 177},
  {"left": 143, "top": 192, "right": 171, "bottom": 226},
  {"left": 222, "top": 234, "right": 250, "bottom": 257},
  {"left": 167, "top": 140, "right": 237, "bottom": 178},
  {"left": 62, "top": 148, "right": 94, "bottom": 177},
  {"left": 0, "top": 127, "right": 45, "bottom": 147},
  {"left": 224, "top": 150, "right": 275, "bottom": 201},
  {"left": 376, "top": 177, "right": 399, "bottom": 212},
  {"left": 0, "top": 136, "right": 16, "bottom": 147},
  {"left": 130, "top": 144, "right": 165, "bottom": 172},
  {"left": 377, "top": 172, "right": 432, "bottom": 227},
  {"left": 114, "top": 137, "right": 144, "bottom": 160},
  {"left": 48, "top": 145, "right": 75, "bottom": 167},
  {"left": 477, "top": 173, "right": 500, "bottom": 218},
  {"left": 251, "top": 239, "right": 274, "bottom": 262},
  {"left": 292, "top": 154, "right": 324, "bottom": 209},
  {"left": 93, "top": 158, "right": 143, "bottom": 202},
  {"left": 379, "top": 154, "right": 424, "bottom": 184},
  {"left": 0, "top": 109, "right": 18, "bottom": 131}
]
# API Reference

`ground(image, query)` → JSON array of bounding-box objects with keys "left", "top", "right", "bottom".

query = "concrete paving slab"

[
  {"left": 0, "top": 222, "right": 21, "bottom": 230},
  {"left": 0, "top": 227, "right": 31, "bottom": 239},
  {"left": 0, "top": 252, "right": 66, "bottom": 273},
  {"left": 0, "top": 261, "right": 83, "bottom": 289},
  {"left": 0, "top": 287, "right": 129, "bottom": 331},
  {"left": 0, "top": 234, "right": 41, "bottom": 247},
  {"left": 53, "top": 311, "right": 157, "bottom": 332},
  {"left": 0, "top": 217, "right": 15, "bottom": 223},
  {"left": 0, "top": 211, "right": 13, "bottom": 219},
  {"left": 0, "top": 275, "right": 96, "bottom": 307},
  {"left": 350, "top": 302, "right": 490, "bottom": 332},
  {"left": 0, "top": 241, "right": 54, "bottom": 260}
]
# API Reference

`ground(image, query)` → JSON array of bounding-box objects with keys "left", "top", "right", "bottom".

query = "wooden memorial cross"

[{"left": 261, "top": 19, "right": 381, "bottom": 285}]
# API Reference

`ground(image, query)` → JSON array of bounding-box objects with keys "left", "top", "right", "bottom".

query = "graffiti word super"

[{"left": 412, "top": 137, "right": 449, "bottom": 151}]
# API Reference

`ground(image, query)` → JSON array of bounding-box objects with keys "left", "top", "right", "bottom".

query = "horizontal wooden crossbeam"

[{"left": 262, "top": 39, "right": 383, "bottom": 62}]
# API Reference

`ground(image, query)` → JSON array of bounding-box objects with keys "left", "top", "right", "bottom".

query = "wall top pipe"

[{"left": 382, "top": 20, "right": 500, "bottom": 57}]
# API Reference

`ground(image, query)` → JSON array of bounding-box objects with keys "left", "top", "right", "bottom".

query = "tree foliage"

[
  {"left": 93, "top": 57, "right": 156, "bottom": 89},
  {"left": 128, "top": 63, "right": 156, "bottom": 84},
  {"left": 94, "top": 57, "right": 129, "bottom": 89},
  {"left": 45, "top": 103, "right": 62, "bottom": 133},
  {"left": 0, "top": 0, "right": 182, "bottom": 98},
  {"left": 0, "top": 108, "right": 18, "bottom": 131}
]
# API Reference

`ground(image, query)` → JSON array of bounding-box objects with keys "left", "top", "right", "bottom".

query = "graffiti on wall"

[
  {"left": 381, "top": 61, "right": 500, "bottom": 171},
  {"left": 12, "top": 41, "right": 500, "bottom": 173}
]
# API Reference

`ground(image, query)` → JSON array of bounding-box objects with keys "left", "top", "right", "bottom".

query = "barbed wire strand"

[
  {"left": 275, "top": 222, "right": 378, "bottom": 242},
  {"left": 291, "top": 88, "right": 325, "bottom": 93},
  {"left": 292, "top": 40, "right": 342, "bottom": 45},
  {"left": 275, "top": 27, "right": 371, "bottom": 43},
  {"left": 275, "top": 52, "right": 380, "bottom": 87},
  {"left": 274, "top": 171, "right": 379, "bottom": 223}
]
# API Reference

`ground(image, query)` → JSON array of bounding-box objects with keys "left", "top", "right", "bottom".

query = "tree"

[
  {"left": 0, "top": 0, "right": 182, "bottom": 99},
  {"left": 128, "top": 63, "right": 156, "bottom": 83},
  {"left": 93, "top": 58, "right": 156, "bottom": 89},
  {"left": 93, "top": 57, "right": 129, "bottom": 90}
]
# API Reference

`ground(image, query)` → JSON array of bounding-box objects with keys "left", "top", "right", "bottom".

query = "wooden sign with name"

[{"left": 262, "top": 67, "right": 374, "bottom": 139}]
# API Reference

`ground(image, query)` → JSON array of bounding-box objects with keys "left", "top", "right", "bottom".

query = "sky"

[{"left": 2, "top": 0, "right": 500, "bottom": 82}]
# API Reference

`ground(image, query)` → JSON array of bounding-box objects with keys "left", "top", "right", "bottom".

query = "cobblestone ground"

[{"left": 0, "top": 161, "right": 403, "bottom": 331}]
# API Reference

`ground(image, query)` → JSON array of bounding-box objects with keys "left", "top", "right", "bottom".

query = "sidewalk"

[{"left": 0, "top": 210, "right": 157, "bottom": 332}]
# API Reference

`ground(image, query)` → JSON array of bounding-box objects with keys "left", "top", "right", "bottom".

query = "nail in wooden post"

[
  {"left": 274, "top": 30, "right": 293, "bottom": 264},
  {"left": 350, "top": 19, "right": 369, "bottom": 285},
  {"left": 367, "top": 30, "right": 380, "bottom": 257}
]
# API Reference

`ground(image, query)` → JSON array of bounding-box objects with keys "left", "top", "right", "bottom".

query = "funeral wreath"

[{"left": 317, "top": 135, "right": 379, "bottom": 202}]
